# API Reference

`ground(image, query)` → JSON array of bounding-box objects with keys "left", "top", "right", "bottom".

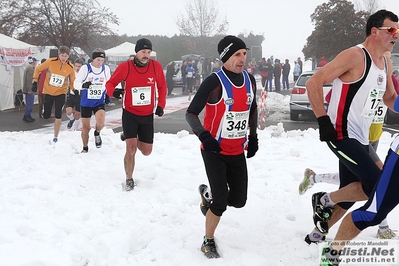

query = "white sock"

[
  {"left": 314, "top": 172, "right": 340, "bottom": 185},
  {"left": 74, "top": 119, "right": 81, "bottom": 131},
  {"left": 308, "top": 228, "right": 324, "bottom": 242},
  {"left": 67, "top": 113, "right": 74, "bottom": 120},
  {"left": 320, "top": 193, "right": 335, "bottom": 208},
  {"left": 379, "top": 218, "right": 389, "bottom": 229}
]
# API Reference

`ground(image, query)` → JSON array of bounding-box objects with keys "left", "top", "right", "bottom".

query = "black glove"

[
  {"left": 82, "top": 81, "right": 92, "bottom": 89},
  {"left": 247, "top": 134, "right": 258, "bottom": 158},
  {"left": 74, "top": 90, "right": 79, "bottom": 96},
  {"left": 113, "top": 88, "right": 124, "bottom": 99},
  {"left": 155, "top": 106, "right": 164, "bottom": 117},
  {"left": 317, "top": 115, "right": 337, "bottom": 141},
  {"left": 199, "top": 131, "right": 222, "bottom": 153},
  {"left": 31, "top": 81, "right": 38, "bottom": 92}
]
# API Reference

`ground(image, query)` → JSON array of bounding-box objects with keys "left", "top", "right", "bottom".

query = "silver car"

[{"left": 289, "top": 69, "right": 332, "bottom": 121}]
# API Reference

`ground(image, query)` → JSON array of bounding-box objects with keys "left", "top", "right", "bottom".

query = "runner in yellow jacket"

[{"left": 32, "top": 46, "right": 77, "bottom": 143}]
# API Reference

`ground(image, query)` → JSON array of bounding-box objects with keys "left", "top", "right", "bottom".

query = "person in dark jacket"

[
  {"left": 266, "top": 59, "right": 274, "bottom": 91},
  {"left": 22, "top": 57, "right": 38, "bottom": 122},
  {"left": 273, "top": 59, "right": 281, "bottom": 92},
  {"left": 166, "top": 61, "right": 179, "bottom": 95},
  {"left": 282, "top": 59, "right": 291, "bottom": 90}
]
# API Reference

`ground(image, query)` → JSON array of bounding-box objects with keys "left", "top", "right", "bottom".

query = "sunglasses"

[{"left": 378, "top": 26, "right": 399, "bottom": 35}]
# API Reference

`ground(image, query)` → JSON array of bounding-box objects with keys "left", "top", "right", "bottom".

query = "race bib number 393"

[
  {"left": 221, "top": 110, "right": 250, "bottom": 139},
  {"left": 87, "top": 84, "right": 103, "bottom": 99},
  {"left": 131, "top": 86, "right": 151, "bottom": 106}
]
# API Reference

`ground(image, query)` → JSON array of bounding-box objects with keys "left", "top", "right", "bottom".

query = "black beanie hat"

[
  {"left": 217, "top": 35, "right": 248, "bottom": 63},
  {"left": 135, "top": 38, "right": 153, "bottom": 53}
]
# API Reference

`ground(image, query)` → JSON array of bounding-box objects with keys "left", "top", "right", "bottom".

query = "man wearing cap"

[
  {"left": 106, "top": 38, "right": 167, "bottom": 191},
  {"left": 22, "top": 57, "right": 38, "bottom": 122},
  {"left": 74, "top": 48, "right": 111, "bottom": 153},
  {"left": 185, "top": 35, "right": 259, "bottom": 259},
  {"left": 32, "top": 46, "right": 77, "bottom": 143}
]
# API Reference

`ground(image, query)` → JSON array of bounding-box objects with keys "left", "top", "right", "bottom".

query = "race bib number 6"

[{"left": 131, "top": 86, "right": 151, "bottom": 106}]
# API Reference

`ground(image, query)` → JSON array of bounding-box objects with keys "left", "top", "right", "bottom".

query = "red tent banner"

[{"left": 0, "top": 47, "right": 32, "bottom": 66}]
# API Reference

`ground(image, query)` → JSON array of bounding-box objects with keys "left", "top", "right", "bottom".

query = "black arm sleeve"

[
  {"left": 185, "top": 74, "right": 221, "bottom": 136},
  {"left": 248, "top": 74, "right": 258, "bottom": 136}
]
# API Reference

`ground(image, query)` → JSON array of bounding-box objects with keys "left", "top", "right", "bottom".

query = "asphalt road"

[{"left": 2, "top": 88, "right": 399, "bottom": 135}]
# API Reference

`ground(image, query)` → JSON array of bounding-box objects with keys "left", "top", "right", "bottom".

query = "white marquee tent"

[
  {"left": 105, "top": 42, "right": 156, "bottom": 64},
  {"left": 0, "top": 34, "right": 38, "bottom": 111}
]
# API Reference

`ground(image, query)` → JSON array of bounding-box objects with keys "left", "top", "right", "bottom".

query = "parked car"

[
  {"left": 163, "top": 60, "right": 183, "bottom": 88},
  {"left": 289, "top": 69, "right": 332, "bottom": 121}
]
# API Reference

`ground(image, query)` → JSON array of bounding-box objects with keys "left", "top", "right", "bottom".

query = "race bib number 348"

[{"left": 221, "top": 110, "right": 250, "bottom": 139}]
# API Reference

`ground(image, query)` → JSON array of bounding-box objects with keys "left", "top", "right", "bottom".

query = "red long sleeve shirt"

[{"left": 106, "top": 59, "right": 167, "bottom": 116}]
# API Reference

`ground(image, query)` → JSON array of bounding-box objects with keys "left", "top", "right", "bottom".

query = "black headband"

[{"left": 92, "top": 52, "right": 105, "bottom": 60}]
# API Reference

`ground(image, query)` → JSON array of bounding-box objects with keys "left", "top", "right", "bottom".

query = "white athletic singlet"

[{"left": 327, "top": 44, "right": 387, "bottom": 145}]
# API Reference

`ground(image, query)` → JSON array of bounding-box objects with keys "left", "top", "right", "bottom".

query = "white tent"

[
  {"left": 105, "top": 42, "right": 157, "bottom": 64},
  {"left": 0, "top": 34, "right": 37, "bottom": 111}
]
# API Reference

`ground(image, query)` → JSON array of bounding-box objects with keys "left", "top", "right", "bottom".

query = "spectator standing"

[
  {"left": 282, "top": 59, "right": 291, "bottom": 90},
  {"left": 181, "top": 60, "right": 187, "bottom": 94},
  {"left": 22, "top": 57, "right": 37, "bottom": 122},
  {"left": 185, "top": 35, "right": 259, "bottom": 259},
  {"left": 297, "top": 57, "right": 303, "bottom": 75},
  {"left": 212, "top": 58, "right": 221, "bottom": 72},
  {"left": 37, "top": 58, "right": 46, "bottom": 118},
  {"left": 166, "top": 61, "right": 179, "bottom": 96},
  {"left": 317, "top": 56, "right": 328, "bottom": 67},
  {"left": 266, "top": 58, "right": 274, "bottom": 91},
  {"left": 293, "top": 61, "right": 301, "bottom": 82},
  {"left": 273, "top": 59, "right": 282, "bottom": 91},
  {"left": 258, "top": 57, "right": 268, "bottom": 88},
  {"left": 105, "top": 38, "right": 167, "bottom": 191},
  {"left": 246, "top": 62, "right": 255, "bottom": 75}
]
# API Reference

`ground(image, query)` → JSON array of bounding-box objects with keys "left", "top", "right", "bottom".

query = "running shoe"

[
  {"left": 312, "top": 192, "right": 333, "bottom": 235},
  {"left": 120, "top": 132, "right": 126, "bottom": 141},
  {"left": 67, "top": 119, "right": 75, "bottom": 129},
  {"left": 126, "top": 179, "right": 136, "bottom": 191},
  {"left": 199, "top": 184, "right": 212, "bottom": 216},
  {"left": 201, "top": 236, "right": 220, "bottom": 259},
  {"left": 376, "top": 227, "right": 397, "bottom": 239},
  {"left": 298, "top": 168, "right": 315, "bottom": 195},
  {"left": 94, "top": 133, "right": 102, "bottom": 148},
  {"left": 304, "top": 234, "right": 326, "bottom": 245}
]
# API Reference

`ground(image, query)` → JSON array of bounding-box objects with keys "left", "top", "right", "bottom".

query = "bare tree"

[
  {"left": 0, "top": 0, "right": 119, "bottom": 52},
  {"left": 176, "top": 0, "right": 228, "bottom": 37},
  {"left": 354, "top": 0, "right": 380, "bottom": 13}
]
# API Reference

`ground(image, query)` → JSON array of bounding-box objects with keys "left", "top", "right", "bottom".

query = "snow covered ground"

[{"left": 1, "top": 91, "right": 399, "bottom": 266}]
